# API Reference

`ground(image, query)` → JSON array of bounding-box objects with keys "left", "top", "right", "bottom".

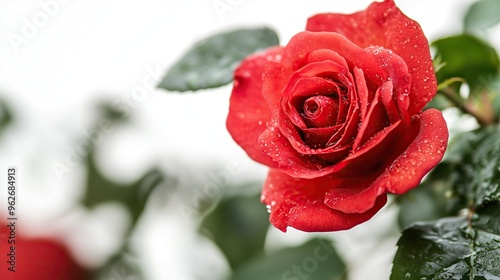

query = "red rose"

[
  {"left": 226, "top": 0, "right": 448, "bottom": 232},
  {"left": 0, "top": 235, "right": 88, "bottom": 280}
]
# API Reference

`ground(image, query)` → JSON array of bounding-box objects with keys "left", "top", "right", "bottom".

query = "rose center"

[
  {"left": 302, "top": 95, "right": 339, "bottom": 128},
  {"left": 304, "top": 99, "right": 320, "bottom": 116}
]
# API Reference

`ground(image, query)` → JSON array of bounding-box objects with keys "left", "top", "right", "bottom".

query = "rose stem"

[{"left": 439, "top": 87, "right": 492, "bottom": 126}]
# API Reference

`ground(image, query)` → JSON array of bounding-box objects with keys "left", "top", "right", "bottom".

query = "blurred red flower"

[{"left": 0, "top": 232, "right": 88, "bottom": 280}]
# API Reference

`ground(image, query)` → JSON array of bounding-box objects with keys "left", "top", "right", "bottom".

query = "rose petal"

[
  {"left": 306, "top": 0, "right": 436, "bottom": 114},
  {"left": 262, "top": 60, "right": 288, "bottom": 120},
  {"left": 324, "top": 176, "right": 381, "bottom": 214},
  {"left": 302, "top": 125, "right": 341, "bottom": 148},
  {"left": 282, "top": 61, "right": 349, "bottom": 99},
  {"left": 377, "top": 108, "right": 448, "bottom": 194},
  {"left": 380, "top": 80, "right": 401, "bottom": 124},
  {"left": 325, "top": 74, "right": 360, "bottom": 147},
  {"left": 262, "top": 169, "right": 388, "bottom": 232},
  {"left": 305, "top": 49, "right": 349, "bottom": 69},
  {"left": 227, "top": 47, "right": 284, "bottom": 167},
  {"left": 283, "top": 77, "right": 339, "bottom": 130},
  {"left": 366, "top": 46, "right": 411, "bottom": 123},
  {"left": 259, "top": 123, "right": 330, "bottom": 178},
  {"left": 278, "top": 108, "right": 351, "bottom": 163},
  {"left": 333, "top": 120, "right": 403, "bottom": 175},
  {"left": 325, "top": 109, "right": 448, "bottom": 213},
  {"left": 302, "top": 95, "right": 339, "bottom": 127},
  {"left": 354, "top": 67, "right": 369, "bottom": 119},
  {"left": 352, "top": 83, "right": 389, "bottom": 150}
]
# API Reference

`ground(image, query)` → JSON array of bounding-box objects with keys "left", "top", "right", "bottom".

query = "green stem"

[{"left": 439, "top": 88, "right": 491, "bottom": 126}]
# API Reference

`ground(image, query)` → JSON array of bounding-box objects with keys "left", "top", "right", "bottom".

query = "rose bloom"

[{"left": 227, "top": 0, "right": 448, "bottom": 232}]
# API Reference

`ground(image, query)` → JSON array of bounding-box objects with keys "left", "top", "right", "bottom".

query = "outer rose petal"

[
  {"left": 227, "top": 47, "right": 284, "bottom": 167},
  {"left": 325, "top": 109, "right": 448, "bottom": 214},
  {"left": 377, "top": 109, "right": 448, "bottom": 194},
  {"left": 261, "top": 169, "right": 387, "bottom": 232},
  {"left": 306, "top": 0, "right": 436, "bottom": 114},
  {"left": 281, "top": 31, "right": 387, "bottom": 89}
]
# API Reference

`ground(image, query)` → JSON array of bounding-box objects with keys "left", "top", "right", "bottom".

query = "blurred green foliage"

[
  {"left": 432, "top": 34, "right": 499, "bottom": 91},
  {"left": 0, "top": 99, "right": 13, "bottom": 137},
  {"left": 464, "top": 0, "right": 500, "bottom": 31},
  {"left": 392, "top": 204, "right": 500, "bottom": 279},
  {"left": 230, "top": 238, "right": 347, "bottom": 280},
  {"left": 201, "top": 191, "right": 269, "bottom": 269}
]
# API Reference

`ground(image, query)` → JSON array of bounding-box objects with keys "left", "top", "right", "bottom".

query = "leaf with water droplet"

[
  {"left": 446, "top": 127, "right": 500, "bottom": 209},
  {"left": 391, "top": 204, "right": 500, "bottom": 279},
  {"left": 158, "top": 27, "right": 279, "bottom": 92}
]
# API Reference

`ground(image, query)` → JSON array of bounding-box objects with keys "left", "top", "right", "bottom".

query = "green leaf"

[
  {"left": 391, "top": 204, "right": 500, "bottom": 279},
  {"left": 158, "top": 27, "right": 279, "bottom": 92},
  {"left": 464, "top": 0, "right": 500, "bottom": 31},
  {"left": 432, "top": 34, "right": 499, "bottom": 90},
  {"left": 230, "top": 238, "right": 347, "bottom": 280},
  {"left": 446, "top": 127, "right": 500, "bottom": 209},
  {"left": 201, "top": 192, "right": 269, "bottom": 269}
]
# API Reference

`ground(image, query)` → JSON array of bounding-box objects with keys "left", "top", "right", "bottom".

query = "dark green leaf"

[
  {"left": 391, "top": 204, "right": 500, "bottom": 279},
  {"left": 432, "top": 34, "right": 499, "bottom": 90},
  {"left": 230, "top": 238, "right": 347, "bottom": 280},
  {"left": 446, "top": 127, "right": 500, "bottom": 209},
  {"left": 201, "top": 192, "right": 269, "bottom": 269},
  {"left": 158, "top": 27, "right": 279, "bottom": 92},
  {"left": 464, "top": 0, "right": 500, "bottom": 31}
]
